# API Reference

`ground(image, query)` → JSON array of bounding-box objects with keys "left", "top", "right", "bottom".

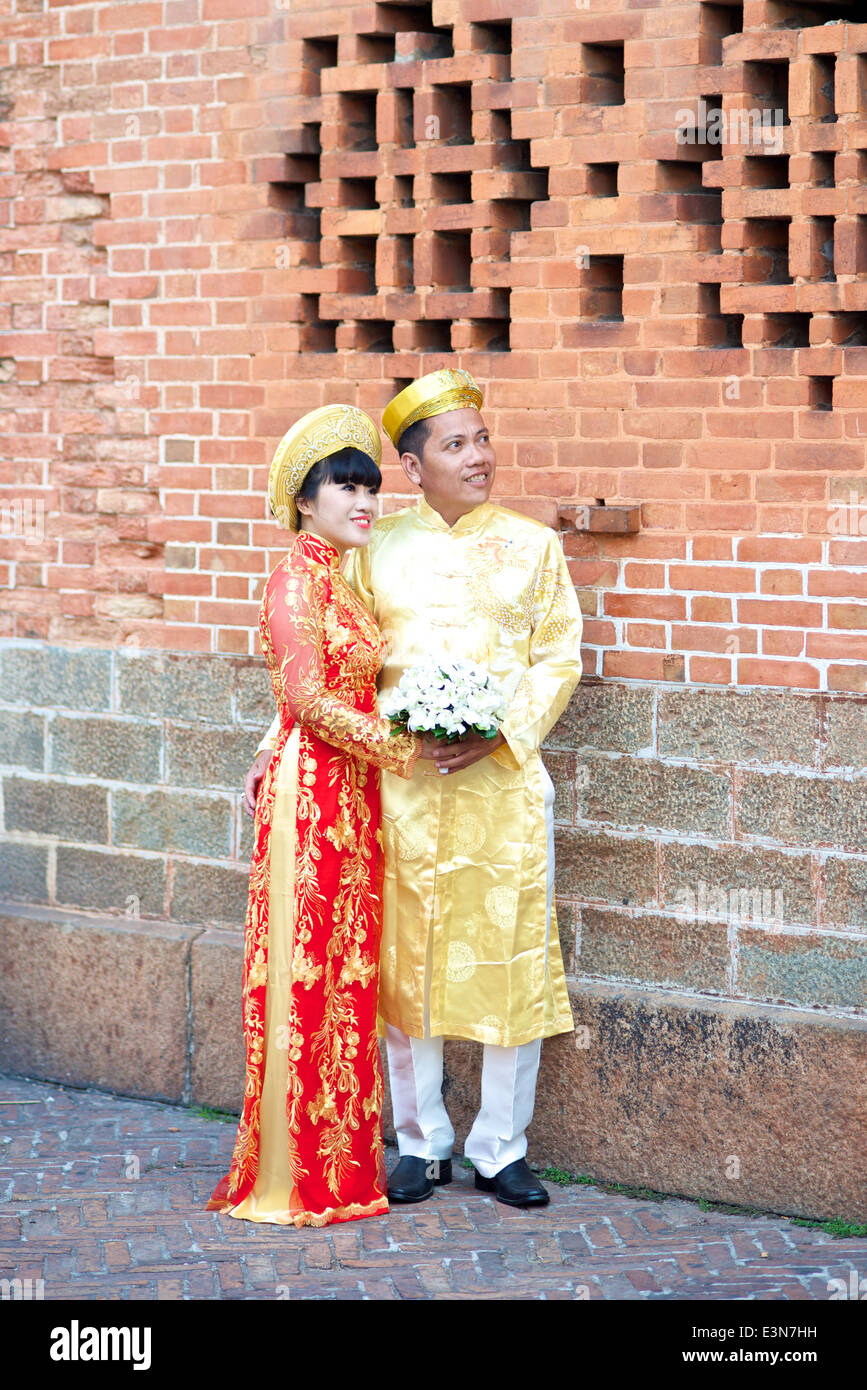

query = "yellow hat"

[
  {"left": 382, "top": 368, "right": 483, "bottom": 448},
  {"left": 267, "top": 404, "right": 382, "bottom": 531}
]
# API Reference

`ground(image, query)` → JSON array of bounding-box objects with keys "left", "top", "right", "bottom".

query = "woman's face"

[{"left": 296, "top": 479, "right": 378, "bottom": 555}]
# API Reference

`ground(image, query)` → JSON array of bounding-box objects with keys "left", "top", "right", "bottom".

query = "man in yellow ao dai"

[{"left": 256, "top": 368, "right": 582, "bottom": 1207}]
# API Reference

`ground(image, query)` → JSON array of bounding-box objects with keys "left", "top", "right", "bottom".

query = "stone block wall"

[
  {"left": 0, "top": 642, "right": 272, "bottom": 925},
  {"left": 3, "top": 640, "right": 865, "bottom": 1013},
  {"left": 547, "top": 682, "right": 867, "bottom": 1012}
]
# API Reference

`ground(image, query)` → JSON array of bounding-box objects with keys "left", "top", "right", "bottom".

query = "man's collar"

[{"left": 416, "top": 496, "right": 493, "bottom": 535}]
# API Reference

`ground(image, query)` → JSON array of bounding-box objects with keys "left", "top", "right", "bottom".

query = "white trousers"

[
  {"left": 384, "top": 762, "right": 555, "bottom": 1181},
  {"left": 385, "top": 1025, "right": 543, "bottom": 1178}
]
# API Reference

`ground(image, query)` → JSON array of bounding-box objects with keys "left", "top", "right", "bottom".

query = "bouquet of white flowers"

[{"left": 381, "top": 656, "right": 508, "bottom": 742}]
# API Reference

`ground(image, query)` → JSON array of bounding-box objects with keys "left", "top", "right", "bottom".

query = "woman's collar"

[{"left": 293, "top": 529, "right": 341, "bottom": 570}]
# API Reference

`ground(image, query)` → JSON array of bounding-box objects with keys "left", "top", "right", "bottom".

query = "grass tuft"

[{"left": 190, "top": 1105, "right": 237, "bottom": 1124}]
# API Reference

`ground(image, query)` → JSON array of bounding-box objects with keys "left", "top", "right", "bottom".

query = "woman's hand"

[{"left": 243, "top": 750, "right": 273, "bottom": 817}]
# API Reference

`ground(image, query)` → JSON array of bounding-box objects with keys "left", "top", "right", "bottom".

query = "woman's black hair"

[{"left": 296, "top": 446, "right": 381, "bottom": 508}]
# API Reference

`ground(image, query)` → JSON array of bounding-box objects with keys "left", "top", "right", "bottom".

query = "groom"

[{"left": 249, "top": 368, "right": 583, "bottom": 1206}]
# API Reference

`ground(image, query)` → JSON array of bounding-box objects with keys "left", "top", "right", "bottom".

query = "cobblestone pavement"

[{"left": 2, "top": 1075, "right": 865, "bottom": 1302}]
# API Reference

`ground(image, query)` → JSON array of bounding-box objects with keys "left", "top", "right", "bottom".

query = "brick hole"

[
  {"left": 268, "top": 130, "right": 321, "bottom": 264},
  {"left": 433, "top": 24, "right": 456, "bottom": 60},
  {"left": 373, "top": 0, "right": 452, "bottom": 52},
  {"left": 490, "top": 111, "right": 533, "bottom": 172},
  {"left": 267, "top": 174, "right": 317, "bottom": 223},
  {"left": 695, "top": 95, "right": 725, "bottom": 159},
  {"left": 394, "top": 174, "right": 414, "bottom": 206},
  {"left": 394, "top": 89, "right": 414, "bottom": 148},
  {"left": 533, "top": 167, "right": 550, "bottom": 202},
  {"left": 809, "top": 216, "right": 835, "bottom": 281},
  {"left": 339, "top": 178, "right": 377, "bottom": 210},
  {"left": 856, "top": 151, "right": 867, "bottom": 185},
  {"left": 762, "top": 312, "right": 811, "bottom": 348},
  {"left": 701, "top": 189, "right": 723, "bottom": 230},
  {"left": 698, "top": 283, "right": 744, "bottom": 347},
  {"left": 859, "top": 57, "right": 867, "bottom": 115},
  {"left": 582, "top": 254, "right": 624, "bottom": 321},
  {"left": 430, "top": 84, "right": 472, "bottom": 145},
  {"left": 355, "top": 321, "right": 394, "bottom": 352},
  {"left": 338, "top": 92, "right": 378, "bottom": 152},
  {"left": 587, "top": 163, "right": 618, "bottom": 197},
  {"left": 745, "top": 154, "right": 789, "bottom": 189},
  {"left": 857, "top": 216, "right": 867, "bottom": 274},
  {"left": 743, "top": 217, "right": 792, "bottom": 284},
  {"left": 356, "top": 32, "right": 396, "bottom": 65},
  {"left": 810, "top": 151, "right": 835, "bottom": 188},
  {"left": 831, "top": 312, "right": 867, "bottom": 347},
  {"left": 414, "top": 321, "right": 452, "bottom": 352},
  {"left": 431, "top": 171, "right": 472, "bottom": 204},
  {"left": 471, "top": 20, "right": 512, "bottom": 77},
  {"left": 490, "top": 109, "right": 512, "bottom": 143},
  {"left": 301, "top": 37, "right": 339, "bottom": 97},
  {"left": 432, "top": 230, "right": 472, "bottom": 290},
  {"left": 338, "top": 236, "right": 377, "bottom": 294},
  {"left": 467, "top": 317, "right": 510, "bottom": 351},
  {"left": 491, "top": 199, "right": 533, "bottom": 239},
  {"left": 808, "top": 376, "right": 833, "bottom": 411},
  {"left": 813, "top": 53, "right": 836, "bottom": 124},
  {"left": 581, "top": 41, "right": 626, "bottom": 107},
  {"left": 300, "top": 296, "right": 337, "bottom": 353},
  {"left": 657, "top": 160, "right": 705, "bottom": 193},
  {"left": 391, "top": 6, "right": 454, "bottom": 62},
  {"left": 395, "top": 233, "right": 414, "bottom": 288},
  {"left": 658, "top": 159, "right": 722, "bottom": 224},
  {"left": 299, "top": 121, "right": 322, "bottom": 158},
  {"left": 699, "top": 3, "right": 744, "bottom": 68},
  {"left": 766, "top": 1, "right": 861, "bottom": 25},
  {"left": 744, "top": 60, "right": 790, "bottom": 128},
  {"left": 391, "top": 376, "right": 412, "bottom": 395}
]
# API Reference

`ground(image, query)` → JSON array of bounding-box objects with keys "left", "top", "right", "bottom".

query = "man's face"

[{"left": 400, "top": 407, "right": 496, "bottom": 523}]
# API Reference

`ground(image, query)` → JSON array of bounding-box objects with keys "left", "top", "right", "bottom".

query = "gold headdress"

[
  {"left": 382, "top": 368, "right": 483, "bottom": 448},
  {"left": 267, "top": 404, "right": 382, "bottom": 531}
]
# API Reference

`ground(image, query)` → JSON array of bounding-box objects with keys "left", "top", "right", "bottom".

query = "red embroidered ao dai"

[{"left": 207, "top": 530, "right": 418, "bottom": 1227}]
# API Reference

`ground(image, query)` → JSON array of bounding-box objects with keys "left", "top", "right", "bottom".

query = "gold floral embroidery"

[
  {"left": 307, "top": 1086, "right": 339, "bottom": 1125},
  {"left": 246, "top": 947, "right": 268, "bottom": 991},
  {"left": 218, "top": 532, "right": 399, "bottom": 1221},
  {"left": 263, "top": 558, "right": 418, "bottom": 778},
  {"left": 324, "top": 602, "right": 354, "bottom": 657},
  {"left": 325, "top": 798, "right": 357, "bottom": 852},
  {"left": 292, "top": 942, "right": 324, "bottom": 990},
  {"left": 339, "top": 942, "right": 377, "bottom": 989}
]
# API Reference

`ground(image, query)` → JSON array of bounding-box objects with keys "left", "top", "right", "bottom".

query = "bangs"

[{"left": 305, "top": 447, "right": 381, "bottom": 493}]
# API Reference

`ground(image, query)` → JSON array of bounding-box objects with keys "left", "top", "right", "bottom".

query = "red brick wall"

[{"left": 2, "top": 0, "right": 866, "bottom": 689}]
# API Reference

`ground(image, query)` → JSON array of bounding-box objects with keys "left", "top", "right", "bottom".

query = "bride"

[{"left": 207, "top": 405, "right": 423, "bottom": 1228}]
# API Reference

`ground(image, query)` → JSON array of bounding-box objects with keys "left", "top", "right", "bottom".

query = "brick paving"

[{"left": 2, "top": 1074, "right": 865, "bottom": 1301}]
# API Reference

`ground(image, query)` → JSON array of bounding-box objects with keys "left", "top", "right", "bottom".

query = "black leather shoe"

[
  {"left": 474, "top": 1159, "right": 550, "bottom": 1207},
  {"left": 387, "top": 1155, "right": 453, "bottom": 1204}
]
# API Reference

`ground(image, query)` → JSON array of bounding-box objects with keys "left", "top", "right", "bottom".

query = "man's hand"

[
  {"left": 417, "top": 733, "right": 445, "bottom": 761},
  {"left": 425, "top": 729, "right": 506, "bottom": 774},
  {"left": 243, "top": 749, "right": 273, "bottom": 817}
]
